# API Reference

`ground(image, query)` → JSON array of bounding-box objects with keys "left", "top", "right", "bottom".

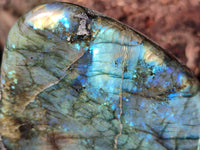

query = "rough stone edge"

[{"left": 0, "top": 135, "right": 6, "bottom": 150}]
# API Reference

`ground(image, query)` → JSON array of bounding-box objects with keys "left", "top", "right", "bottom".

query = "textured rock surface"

[
  {"left": 0, "top": 2, "right": 200, "bottom": 150},
  {"left": 0, "top": 0, "right": 200, "bottom": 79}
]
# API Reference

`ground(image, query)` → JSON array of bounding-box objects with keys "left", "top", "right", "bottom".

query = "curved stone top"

[{"left": 0, "top": 2, "right": 200, "bottom": 150}]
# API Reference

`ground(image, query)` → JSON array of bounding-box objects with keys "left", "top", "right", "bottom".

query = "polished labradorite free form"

[{"left": 0, "top": 2, "right": 200, "bottom": 150}]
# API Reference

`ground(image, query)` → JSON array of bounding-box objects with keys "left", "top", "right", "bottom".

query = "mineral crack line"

[{"left": 114, "top": 45, "right": 127, "bottom": 149}]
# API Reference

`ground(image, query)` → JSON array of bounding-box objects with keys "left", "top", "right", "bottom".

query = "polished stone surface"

[{"left": 0, "top": 2, "right": 200, "bottom": 150}]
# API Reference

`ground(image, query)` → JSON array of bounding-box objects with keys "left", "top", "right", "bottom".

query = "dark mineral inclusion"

[{"left": 0, "top": 2, "right": 199, "bottom": 150}]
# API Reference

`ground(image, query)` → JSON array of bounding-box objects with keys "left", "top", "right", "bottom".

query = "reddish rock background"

[{"left": 0, "top": 0, "right": 199, "bottom": 80}]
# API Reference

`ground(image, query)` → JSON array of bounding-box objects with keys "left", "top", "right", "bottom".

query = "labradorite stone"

[{"left": 0, "top": 2, "right": 200, "bottom": 150}]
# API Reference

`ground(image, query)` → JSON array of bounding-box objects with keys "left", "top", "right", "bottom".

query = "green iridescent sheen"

[{"left": 0, "top": 2, "right": 199, "bottom": 150}]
